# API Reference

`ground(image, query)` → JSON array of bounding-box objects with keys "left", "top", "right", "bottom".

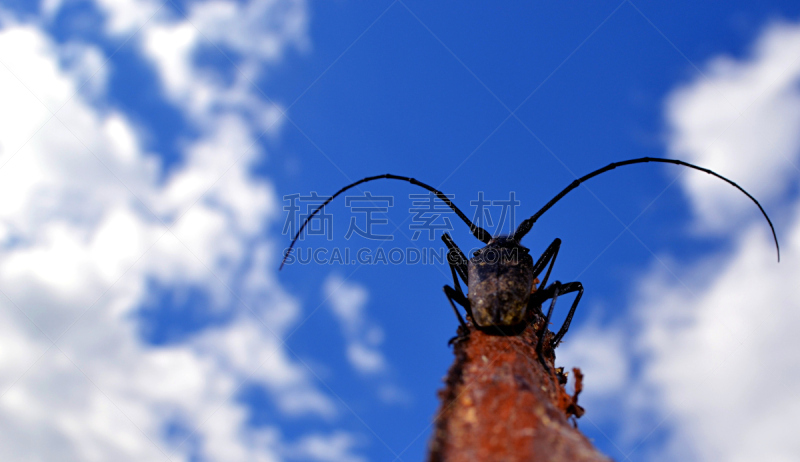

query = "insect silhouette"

[{"left": 281, "top": 157, "right": 779, "bottom": 356}]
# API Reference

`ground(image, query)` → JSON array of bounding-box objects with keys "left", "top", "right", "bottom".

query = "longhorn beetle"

[{"left": 281, "top": 157, "right": 779, "bottom": 356}]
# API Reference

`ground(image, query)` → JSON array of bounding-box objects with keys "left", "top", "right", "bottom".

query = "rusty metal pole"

[{"left": 427, "top": 312, "right": 611, "bottom": 462}]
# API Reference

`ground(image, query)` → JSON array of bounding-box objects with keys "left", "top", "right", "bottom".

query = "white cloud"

[
  {"left": 59, "top": 41, "right": 109, "bottom": 100},
  {"left": 620, "top": 212, "right": 800, "bottom": 462},
  {"left": 324, "top": 273, "right": 369, "bottom": 334},
  {"left": 93, "top": 0, "right": 162, "bottom": 34},
  {"left": 188, "top": 0, "right": 309, "bottom": 61},
  {"left": 666, "top": 21, "right": 800, "bottom": 231},
  {"left": 287, "top": 432, "right": 365, "bottom": 462},
  {"left": 323, "top": 274, "right": 387, "bottom": 375},
  {"left": 0, "top": 2, "right": 360, "bottom": 460},
  {"left": 40, "top": 0, "right": 63, "bottom": 19},
  {"left": 346, "top": 344, "right": 385, "bottom": 374},
  {"left": 93, "top": 0, "right": 305, "bottom": 132},
  {"left": 559, "top": 20, "right": 800, "bottom": 462},
  {"left": 555, "top": 319, "right": 629, "bottom": 397}
]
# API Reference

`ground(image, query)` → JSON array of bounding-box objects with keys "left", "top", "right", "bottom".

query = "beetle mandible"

[{"left": 281, "top": 157, "right": 779, "bottom": 355}]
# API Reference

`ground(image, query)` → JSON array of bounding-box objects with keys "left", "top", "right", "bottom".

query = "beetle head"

[{"left": 474, "top": 236, "right": 530, "bottom": 258}]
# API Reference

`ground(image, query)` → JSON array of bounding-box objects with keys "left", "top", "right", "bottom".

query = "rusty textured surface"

[{"left": 427, "top": 315, "right": 611, "bottom": 462}]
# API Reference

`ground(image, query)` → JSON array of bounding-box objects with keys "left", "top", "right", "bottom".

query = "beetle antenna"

[
  {"left": 513, "top": 157, "right": 780, "bottom": 262},
  {"left": 280, "top": 174, "right": 491, "bottom": 269}
]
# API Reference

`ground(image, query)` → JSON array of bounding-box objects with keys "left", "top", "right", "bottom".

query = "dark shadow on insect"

[{"left": 280, "top": 157, "right": 780, "bottom": 363}]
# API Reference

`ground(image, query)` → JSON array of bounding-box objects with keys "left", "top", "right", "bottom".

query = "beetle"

[{"left": 280, "top": 157, "right": 779, "bottom": 355}]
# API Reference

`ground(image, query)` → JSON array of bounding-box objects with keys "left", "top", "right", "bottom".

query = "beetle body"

[
  {"left": 468, "top": 237, "right": 534, "bottom": 328},
  {"left": 281, "top": 158, "right": 779, "bottom": 353}
]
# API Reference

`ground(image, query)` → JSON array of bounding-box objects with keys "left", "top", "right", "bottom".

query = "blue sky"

[{"left": 1, "top": 1, "right": 800, "bottom": 461}]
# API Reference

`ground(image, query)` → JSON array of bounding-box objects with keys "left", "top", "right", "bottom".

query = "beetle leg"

[
  {"left": 442, "top": 233, "right": 468, "bottom": 285},
  {"left": 532, "top": 280, "right": 583, "bottom": 352},
  {"left": 442, "top": 233, "right": 476, "bottom": 327},
  {"left": 446, "top": 262, "right": 483, "bottom": 328},
  {"left": 443, "top": 285, "right": 469, "bottom": 331},
  {"left": 535, "top": 281, "right": 562, "bottom": 355},
  {"left": 443, "top": 284, "right": 471, "bottom": 345},
  {"left": 550, "top": 281, "right": 583, "bottom": 348},
  {"left": 532, "top": 238, "right": 561, "bottom": 289}
]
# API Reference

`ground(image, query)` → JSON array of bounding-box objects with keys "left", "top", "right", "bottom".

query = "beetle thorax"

[{"left": 467, "top": 238, "right": 534, "bottom": 327}]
